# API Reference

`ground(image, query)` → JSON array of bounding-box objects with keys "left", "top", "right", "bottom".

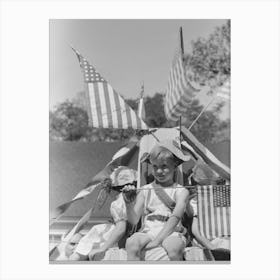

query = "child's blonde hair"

[
  {"left": 149, "top": 146, "right": 180, "bottom": 183},
  {"left": 149, "top": 145, "right": 179, "bottom": 166}
]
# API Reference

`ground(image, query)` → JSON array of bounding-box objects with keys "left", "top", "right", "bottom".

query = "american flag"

[
  {"left": 164, "top": 29, "right": 200, "bottom": 121},
  {"left": 180, "top": 126, "right": 230, "bottom": 181},
  {"left": 73, "top": 48, "right": 148, "bottom": 130},
  {"left": 197, "top": 185, "right": 231, "bottom": 240}
]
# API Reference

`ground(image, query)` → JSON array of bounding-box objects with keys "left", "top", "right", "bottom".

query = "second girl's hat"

[
  {"left": 110, "top": 166, "right": 137, "bottom": 186},
  {"left": 141, "top": 139, "right": 191, "bottom": 166}
]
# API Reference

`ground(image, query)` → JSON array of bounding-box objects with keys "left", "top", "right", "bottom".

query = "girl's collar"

[{"left": 152, "top": 180, "right": 176, "bottom": 188}]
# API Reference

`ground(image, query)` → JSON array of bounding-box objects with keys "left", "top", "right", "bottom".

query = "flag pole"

[
  {"left": 188, "top": 95, "right": 216, "bottom": 131},
  {"left": 138, "top": 81, "right": 159, "bottom": 142},
  {"left": 179, "top": 26, "right": 184, "bottom": 142}
]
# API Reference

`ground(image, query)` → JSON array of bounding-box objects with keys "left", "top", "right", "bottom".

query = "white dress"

[
  {"left": 140, "top": 182, "right": 187, "bottom": 244},
  {"left": 74, "top": 194, "right": 127, "bottom": 260}
]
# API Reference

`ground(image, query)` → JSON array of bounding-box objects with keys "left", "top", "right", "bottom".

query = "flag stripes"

[
  {"left": 72, "top": 48, "right": 147, "bottom": 130},
  {"left": 49, "top": 141, "right": 139, "bottom": 225},
  {"left": 164, "top": 48, "right": 200, "bottom": 121},
  {"left": 49, "top": 206, "right": 94, "bottom": 260},
  {"left": 197, "top": 185, "right": 230, "bottom": 240},
  {"left": 180, "top": 127, "right": 230, "bottom": 180}
]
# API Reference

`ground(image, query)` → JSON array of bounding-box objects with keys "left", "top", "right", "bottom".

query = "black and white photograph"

[
  {"left": 49, "top": 19, "right": 231, "bottom": 263},
  {"left": 1, "top": 0, "right": 280, "bottom": 279}
]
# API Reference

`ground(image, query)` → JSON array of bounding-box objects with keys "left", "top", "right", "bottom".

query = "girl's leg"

[
  {"left": 162, "top": 236, "right": 185, "bottom": 261},
  {"left": 125, "top": 232, "right": 151, "bottom": 261}
]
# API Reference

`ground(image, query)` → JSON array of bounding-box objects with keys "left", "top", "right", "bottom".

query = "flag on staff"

[
  {"left": 197, "top": 185, "right": 230, "bottom": 240},
  {"left": 180, "top": 126, "right": 230, "bottom": 181},
  {"left": 164, "top": 28, "right": 201, "bottom": 121},
  {"left": 216, "top": 79, "right": 230, "bottom": 100},
  {"left": 72, "top": 48, "right": 148, "bottom": 130}
]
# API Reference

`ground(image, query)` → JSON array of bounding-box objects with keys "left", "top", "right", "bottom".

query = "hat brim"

[{"left": 140, "top": 140, "right": 191, "bottom": 166}]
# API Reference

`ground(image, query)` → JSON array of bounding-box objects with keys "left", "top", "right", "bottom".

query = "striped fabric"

[
  {"left": 164, "top": 47, "right": 200, "bottom": 121},
  {"left": 73, "top": 48, "right": 147, "bottom": 130},
  {"left": 49, "top": 207, "right": 94, "bottom": 260},
  {"left": 216, "top": 79, "right": 230, "bottom": 100},
  {"left": 49, "top": 187, "right": 111, "bottom": 261},
  {"left": 180, "top": 126, "right": 230, "bottom": 180},
  {"left": 197, "top": 185, "right": 230, "bottom": 240},
  {"left": 49, "top": 141, "right": 139, "bottom": 225}
]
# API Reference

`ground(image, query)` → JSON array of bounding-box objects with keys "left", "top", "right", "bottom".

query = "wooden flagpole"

[
  {"left": 179, "top": 26, "right": 184, "bottom": 143},
  {"left": 138, "top": 81, "right": 160, "bottom": 142},
  {"left": 188, "top": 95, "right": 216, "bottom": 131}
]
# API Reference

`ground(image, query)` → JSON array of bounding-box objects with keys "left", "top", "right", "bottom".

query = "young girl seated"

[
  {"left": 184, "top": 161, "right": 230, "bottom": 261},
  {"left": 69, "top": 166, "right": 137, "bottom": 261},
  {"left": 122, "top": 140, "right": 190, "bottom": 261}
]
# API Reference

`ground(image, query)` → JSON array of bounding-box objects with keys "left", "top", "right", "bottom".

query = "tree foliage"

[
  {"left": 50, "top": 92, "right": 229, "bottom": 143},
  {"left": 50, "top": 20, "right": 230, "bottom": 143},
  {"left": 186, "top": 20, "right": 230, "bottom": 89},
  {"left": 50, "top": 100, "right": 89, "bottom": 141},
  {"left": 144, "top": 93, "right": 168, "bottom": 128}
]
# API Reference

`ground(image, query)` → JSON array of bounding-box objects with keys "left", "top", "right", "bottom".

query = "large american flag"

[
  {"left": 197, "top": 185, "right": 231, "bottom": 240},
  {"left": 164, "top": 36, "right": 200, "bottom": 121},
  {"left": 73, "top": 48, "right": 147, "bottom": 130}
]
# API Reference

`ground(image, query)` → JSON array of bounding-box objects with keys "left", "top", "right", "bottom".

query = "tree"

[
  {"left": 72, "top": 91, "right": 88, "bottom": 110},
  {"left": 186, "top": 20, "right": 230, "bottom": 90},
  {"left": 182, "top": 99, "right": 229, "bottom": 144},
  {"left": 144, "top": 93, "right": 168, "bottom": 128},
  {"left": 50, "top": 100, "right": 89, "bottom": 141},
  {"left": 50, "top": 21, "right": 230, "bottom": 143},
  {"left": 141, "top": 93, "right": 229, "bottom": 144}
]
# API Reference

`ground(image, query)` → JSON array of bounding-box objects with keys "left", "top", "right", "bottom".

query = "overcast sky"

[{"left": 50, "top": 19, "right": 229, "bottom": 118}]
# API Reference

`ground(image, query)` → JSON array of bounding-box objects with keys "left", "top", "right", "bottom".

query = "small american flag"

[
  {"left": 197, "top": 185, "right": 231, "bottom": 240},
  {"left": 72, "top": 48, "right": 148, "bottom": 130},
  {"left": 164, "top": 29, "right": 200, "bottom": 121}
]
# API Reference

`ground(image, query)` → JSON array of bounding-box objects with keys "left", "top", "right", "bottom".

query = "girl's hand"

[
  {"left": 145, "top": 239, "right": 161, "bottom": 250},
  {"left": 88, "top": 248, "right": 105, "bottom": 261},
  {"left": 122, "top": 184, "right": 137, "bottom": 204}
]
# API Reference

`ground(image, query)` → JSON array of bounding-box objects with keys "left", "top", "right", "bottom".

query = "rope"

[{"left": 120, "top": 184, "right": 230, "bottom": 192}]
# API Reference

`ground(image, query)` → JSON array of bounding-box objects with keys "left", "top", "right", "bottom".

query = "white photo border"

[{"left": 0, "top": 0, "right": 280, "bottom": 280}]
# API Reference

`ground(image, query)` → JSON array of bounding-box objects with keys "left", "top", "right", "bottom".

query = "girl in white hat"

[{"left": 69, "top": 166, "right": 137, "bottom": 261}]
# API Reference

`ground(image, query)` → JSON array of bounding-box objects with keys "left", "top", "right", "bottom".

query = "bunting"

[
  {"left": 49, "top": 141, "right": 139, "bottom": 225},
  {"left": 180, "top": 126, "right": 230, "bottom": 180}
]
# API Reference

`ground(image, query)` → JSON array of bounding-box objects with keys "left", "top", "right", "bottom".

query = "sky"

[{"left": 50, "top": 19, "right": 229, "bottom": 118}]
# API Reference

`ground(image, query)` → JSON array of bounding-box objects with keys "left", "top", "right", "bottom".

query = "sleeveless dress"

[
  {"left": 74, "top": 194, "right": 127, "bottom": 260},
  {"left": 139, "top": 182, "right": 187, "bottom": 245}
]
